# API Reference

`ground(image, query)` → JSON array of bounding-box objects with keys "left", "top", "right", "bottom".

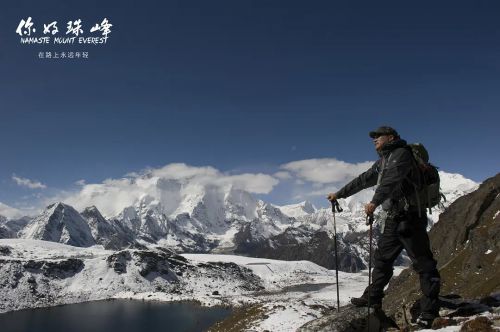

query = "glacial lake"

[{"left": 0, "top": 300, "right": 232, "bottom": 332}]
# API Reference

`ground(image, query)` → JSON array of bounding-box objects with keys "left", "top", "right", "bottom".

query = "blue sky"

[{"left": 0, "top": 0, "right": 499, "bottom": 213}]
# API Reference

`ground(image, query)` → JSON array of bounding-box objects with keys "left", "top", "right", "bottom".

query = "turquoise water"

[{"left": 0, "top": 300, "right": 232, "bottom": 332}]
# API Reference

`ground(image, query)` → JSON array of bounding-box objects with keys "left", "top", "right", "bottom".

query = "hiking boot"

[
  {"left": 415, "top": 313, "right": 436, "bottom": 329},
  {"left": 350, "top": 296, "right": 381, "bottom": 308}
]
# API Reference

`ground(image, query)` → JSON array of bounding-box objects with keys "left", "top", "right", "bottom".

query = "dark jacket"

[{"left": 336, "top": 139, "right": 422, "bottom": 213}]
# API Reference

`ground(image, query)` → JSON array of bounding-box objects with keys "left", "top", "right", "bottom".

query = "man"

[{"left": 327, "top": 126, "right": 440, "bottom": 328}]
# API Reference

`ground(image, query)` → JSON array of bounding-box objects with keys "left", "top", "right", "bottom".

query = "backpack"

[{"left": 407, "top": 143, "right": 446, "bottom": 214}]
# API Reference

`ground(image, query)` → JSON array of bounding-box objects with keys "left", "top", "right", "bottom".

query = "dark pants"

[{"left": 363, "top": 211, "right": 440, "bottom": 316}]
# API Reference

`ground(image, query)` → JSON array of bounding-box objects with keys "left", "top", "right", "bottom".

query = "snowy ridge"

[{"left": 0, "top": 239, "right": 262, "bottom": 312}]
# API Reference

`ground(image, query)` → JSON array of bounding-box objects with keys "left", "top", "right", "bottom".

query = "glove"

[
  {"left": 327, "top": 193, "right": 337, "bottom": 201},
  {"left": 365, "top": 203, "right": 376, "bottom": 216}
]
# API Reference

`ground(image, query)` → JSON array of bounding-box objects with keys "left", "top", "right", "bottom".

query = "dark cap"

[{"left": 369, "top": 126, "right": 399, "bottom": 138}]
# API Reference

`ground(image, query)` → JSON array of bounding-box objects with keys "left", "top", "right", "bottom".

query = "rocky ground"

[{"left": 298, "top": 295, "right": 500, "bottom": 332}]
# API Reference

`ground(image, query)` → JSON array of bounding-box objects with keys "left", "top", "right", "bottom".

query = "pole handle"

[
  {"left": 331, "top": 200, "right": 343, "bottom": 213},
  {"left": 366, "top": 214, "right": 374, "bottom": 226}
]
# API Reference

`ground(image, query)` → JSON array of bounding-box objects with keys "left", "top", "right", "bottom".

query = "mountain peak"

[
  {"left": 439, "top": 171, "right": 479, "bottom": 192},
  {"left": 21, "top": 202, "right": 95, "bottom": 247},
  {"left": 47, "top": 201, "right": 68, "bottom": 211},
  {"left": 301, "top": 200, "right": 316, "bottom": 213},
  {"left": 278, "top": 200, "right": 316, "bottom": 218},
  {"left": 81, "top": 205, "right": 105, "bottom": 219},
  {"left": 84, "top": 205, "right": 99, "bottom": 212}
]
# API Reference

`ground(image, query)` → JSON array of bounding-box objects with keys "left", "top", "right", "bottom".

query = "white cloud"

[
  {"left": 12, "top": 174, "right": 47, "bottom": 189},
  {"left": 149, "top": 163, "right": 220, "bottom": 180},
  {"left": 75, "top": 179, "right": 86, "bottom": 186},
  {"left": 292, "top": 189, "right": 328, "bottom": 201},
  {"left": 274, "top": 158, "right": 377, "bottom": 208},
  {"left": 0, "top": 202, "right": 24, "bottom": 219},
  {"left": 280, "top": 158, "right": 373, "bottom": 184},
  {"left": 273, "top": 171, "right": 292, "bottom": 180},
  {"left": 25, "top": 159, "right": 378, "bottom": 217},
  {"left": 21, "top": 193, "right": 42, "bottom": 200},
  {"left": 51, "top": 163, "right": 279, "bottom": 217},
  {"left": 218, "top": 173, "right": 278, "bottom": 194},
  {"left": 287, "top": 183, "right": 338, "bottom": 201}
]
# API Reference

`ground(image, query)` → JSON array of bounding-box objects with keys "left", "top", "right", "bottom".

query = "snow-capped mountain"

[
  {"left": 2, "top": 171, "right": 479, "bottom": 272},
  {"left": 114, "top": 194, "right": 169, "bottom": 241},
  {"left": 104, "top": 183, "right": 295, "bottom": 252},
  {"left": 20, "top": 202, "right": 95, "bottom": 247},
  {"left": 0, "top": 215, "right": 31, "bottom": 239},
  {"left": 292, "top": 170, "right": 479, "bottom": 229},
  {"left": 278, "top": 201, "right": 316, "bottom": 218},
  {"left": 0, "top": 216, "right": 13, "bottom": 238},
  {"left": 427, "top": 171, "right": 479, "bottom": 223},
  {"left": 81, "top": 206, "right": 139, "bottom": 250},
  {"left": 0, "top": 170, "right": 495, "bottom": 332},
  {"left": 232, "top": 170, "right": 479, "bottom": 271}
]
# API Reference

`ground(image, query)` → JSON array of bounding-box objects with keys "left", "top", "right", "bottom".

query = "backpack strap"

[{"left": 405, "top": 147, "right": 425, "bottom": 217}]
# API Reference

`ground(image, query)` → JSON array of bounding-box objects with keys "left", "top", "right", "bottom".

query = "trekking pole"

[
  {"left": 366, "top": 213, "right": 374, "bottom": 332},
  {"left": 331, "top": 200, "right": 343, "bottom": 312}
]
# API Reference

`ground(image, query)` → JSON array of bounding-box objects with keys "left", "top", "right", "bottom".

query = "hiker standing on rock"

[{"left": 327, "top": 126, "right": 441, "bottom": 328}]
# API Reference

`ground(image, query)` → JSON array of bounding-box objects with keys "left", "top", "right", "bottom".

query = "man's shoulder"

[
  {"left": 389, "top": 145, "right": 413, "bottom": 162},
  {"left": 392, "top": 145, "right": 411, "bottom": 154}
]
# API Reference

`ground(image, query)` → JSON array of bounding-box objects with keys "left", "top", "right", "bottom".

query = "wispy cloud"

[
  {"left": 280, "top": 158, "right": 373, "bottom": 184},
  {"left": 273, "top": 171, "right": 292, "bottom": 180},
  {"left": 0, "top": 202, "right": 24, "bottom": 219},
  {"left": 272, "top": 158, "right": 377, "bottom": 207},
  {"left": 12, "top": 174, "right": 47, "bottom": 189},
  {"left": 75, "top": 179, "right": 86, "bottom": 186}
]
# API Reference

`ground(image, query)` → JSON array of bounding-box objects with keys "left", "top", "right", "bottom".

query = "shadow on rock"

[
  {"left": 298, "top": 305, "right": 398, "bottom": 332},
  {"left": 439, "top": 293, "right": 499, "bottom": 318}
]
